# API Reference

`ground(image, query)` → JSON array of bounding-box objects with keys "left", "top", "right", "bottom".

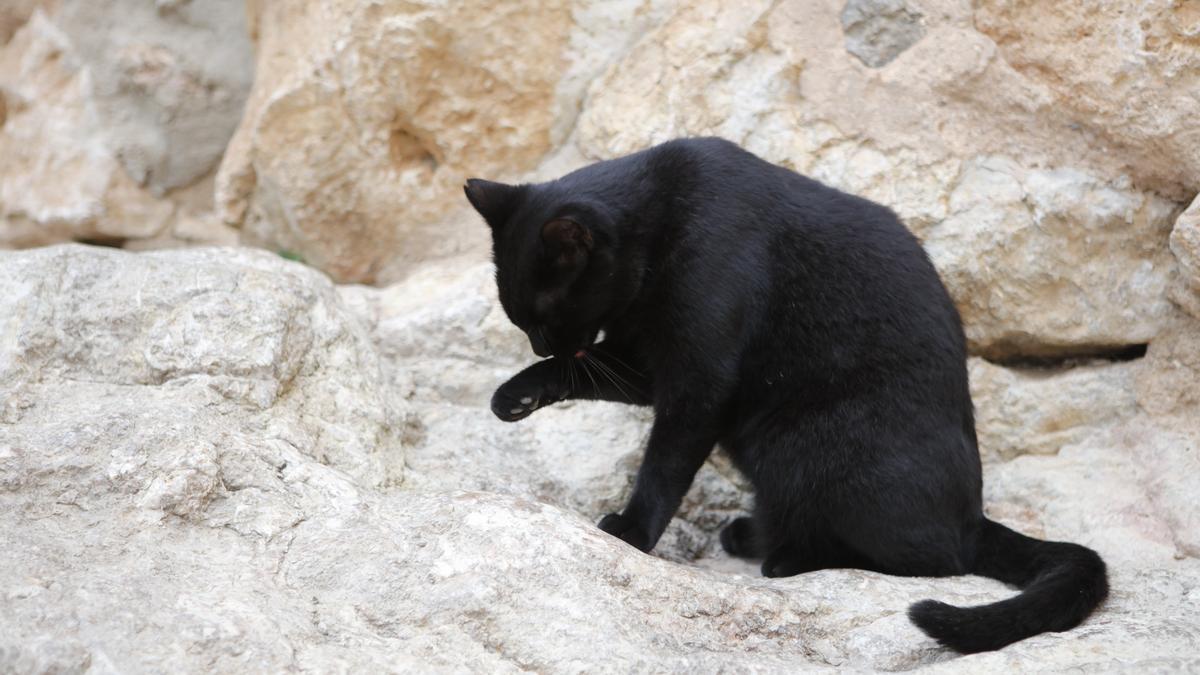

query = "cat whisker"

[
  {"left": 590, "top": 346, "right": 643, "bottom": 376},
  {"left": 584, "top": 354, "right": 636, "bottom": 403},
  {"left": 585, "top": 355, "right": 630, "bottom": 402},
  {"left": 578, "top": 356, "right": 602, "bottom": 397},
  {"left": 587, "top": 352, "right": 648, "bottom": 401}
]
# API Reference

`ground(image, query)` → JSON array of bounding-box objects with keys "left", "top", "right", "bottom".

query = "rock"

[
  {"left": 576, "top": 0, "right": 1189, "bottom": 357},
  {"left": 0, "top": 0, "right": 41, "bottom": 46},
  {"left": 840, "top": 0, "right": 925, "bottom": 68},
  {"left": 968, "top": 357, "right": 1139, "bottom": 463},
  {"left": 3, "top": 245, "right": 1200, "bottom": 671},
  {"left": 215, "top": 0, "right": 670, "bottom": 284},
  {"left": 0, "top": 1, "right": 252, "bottom": 248},
  {"left": 1170, "top": 194, "right": 1200, "bottom": 319},
  {"left": 0, "top": 245, "right": 403, "bottom": 488},
  {"left": 925, "top": 157, "right": 1179, "bottom": 358},
  {"left": 974, "top": 0, "right": 1200, "bottom": 200},
  {"left": 0, "top": 14, "right": 172, "bottom": 246},
  {"left": 51, "top": 0, "right": 253, "bottom": 193}
]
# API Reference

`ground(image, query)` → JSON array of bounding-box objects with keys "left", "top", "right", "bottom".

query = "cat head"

[{"left": 464, "top": 177, "right": 631, "bottom": 359}]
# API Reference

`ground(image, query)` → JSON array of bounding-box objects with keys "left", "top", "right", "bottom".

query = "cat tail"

[{"left": 907, "top": 517, "right": 1108, "bottom": 654}]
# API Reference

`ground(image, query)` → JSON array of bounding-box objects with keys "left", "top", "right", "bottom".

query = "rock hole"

[
  {"left": 982, "top": 343, "right": 1148, "bottom": 370},
  {"left": 389, "top": 125, "right": 439, "bottom": 172},
  {"left": 78, "top": 236, "right": 129, "bottom": 249}
]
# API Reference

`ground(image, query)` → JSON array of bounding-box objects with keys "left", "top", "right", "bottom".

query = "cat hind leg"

[{"left": 761, "top": 531, "right": 880, "bottom": 578}]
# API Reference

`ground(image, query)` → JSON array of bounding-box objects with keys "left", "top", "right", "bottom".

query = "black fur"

[{"left": 465, "top": 137, "right": 1108, "bottom": 653}]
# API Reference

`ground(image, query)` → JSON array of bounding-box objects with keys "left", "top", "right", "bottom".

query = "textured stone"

[
  {"left": 968, "top": 358, "right": 1139, "bottom": 463},
  {"left": 0, "top": 245, "right": 403, "bottom": 487},
  {"left": 1170, "top": 194, "right": 1200, "bottom": 319},
  {"left": 974, "top": 0, "right": 1200, "bottom": 200},
  {"left": 924, "top": 157, "right": 1179, "bottom": 358},
  {"left": 2, "top": 246, "right": 1199, "bottom": 671},
  {"left": 840, "top": 0, "right": 925, "bottom": 68},
  {"left": 0, "top": 0, "right": 42, "bottom": 46},
  {"left": 0, "top": 1, "right": 252, "bottom": 248},
  {"left": 576, "top": 0, "right": 1189, "bottom": 357},
  {"left": 216, "top": 0, "right": 669, "bottom": 284}
]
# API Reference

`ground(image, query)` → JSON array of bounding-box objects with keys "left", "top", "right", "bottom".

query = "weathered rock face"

[
  {"left": 1171, "top": 193, "right": 1200, "bottom": 319},
  {"left": 215, "top": 0, "right": 670, "bottom": 283},
  {"left": 0, "top": 1, "right": 251, "bottom": 248},
  {"left": 576, "top": 0, "right": 1191, "bottom": 358},
  {"left": 4, "top": 0, "right": 1200, "bottom": 671},
  {"left": 840, "top": 0, "right": 926, "bottom": 68},
  {"left": 0, "top": 245, "right": 404, "bottom": 493},
  {"left": 5, "top": 0, "right": 1194, "bottom": 361},
  {"left": 973, "top": 0, "right": 1200, "bottom": 199},
  {"left": 4, "top": 245, "right": 1199, "bottom": 672}
]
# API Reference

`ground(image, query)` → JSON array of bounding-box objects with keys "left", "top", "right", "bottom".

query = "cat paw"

[
  {"left": 719, "top": 517, "right": 758, "bottom": 558},
  {"left": 761, "top": 545, "right": 804, "bottom": 578},
  {"left": 597, "top": 513, "right": 651, "bottom": 552},
  {"left": 491, "top": 382, "right": 548, "bottom": 422}
]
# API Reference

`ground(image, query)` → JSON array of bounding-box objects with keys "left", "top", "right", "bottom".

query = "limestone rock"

[
  {"left": 840, "top": 0, "right": 925, "bottom": 68},
  {"left": 974, "top": 0, "right": 1200, "bottom": 199},
  {"left": 925, "top": 157, "right": 1179, "bottom": 358},
  {"left": 576, "top": 0, "right": 1188, "bottom": 357},
  {"left": 1170, "top": 194, "right": 1200, "bottom": 319},
  {"left": 0, "top": 0, "right": 42, "bottom": 46},
  {"left": 215, "top": 0, "right": 670, "bottom": 284},
  {"left": 0, "top": 1, "right": 252, "bottom": 248},
  {"left": 3, "top": 245, "right": 1199, "bottom": 672},
  {"left": 968, "top": 357, "right": 1139, "bottom": 463},
  {"left": 0, "top": 245, "right": 403, "bottom": 489}
]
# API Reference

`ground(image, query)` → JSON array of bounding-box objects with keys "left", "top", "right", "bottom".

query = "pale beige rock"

[
  {"left": 216, "top": 0, "right": 679, "bottom": 283},
  {"left": 0, "top": 0, "right": 43, "bottom": 46},
  {"left": 1170, "top": 194, "right": 1200, "bottom": 319},
  {"left": 0, "top": 14, "right": 173, "bottom": 246},
  {"left": 0, "top": 245, "right": 403, "bottom": 488},
  {"left": 576, "top": 0, "right": 1188, "bottom": 356},
  {"left": 925, "top": 157, "right": 1179, "bottom": 357},
  {"left": 974, "top": 0, "right": 1200, "bottom": 200},
  {"left": 0, "top": 1, "right": 252, "bottom": 248},
  {"left": 3, "top": 245, "right": 1199, "bottom": 672},
  {"left": 968, "top": 357, "right": 1139, "bottom": 463}
]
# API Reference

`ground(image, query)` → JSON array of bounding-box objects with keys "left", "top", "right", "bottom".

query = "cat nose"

[{"left": 528, "top": 330, "right": 552, "bottom": 358}]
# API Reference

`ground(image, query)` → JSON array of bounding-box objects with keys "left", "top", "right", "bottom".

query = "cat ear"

[
  {"left": 464, "top": 178, "right": 521, "bottom": 227},
  {"left": 541, "top": 218, "right": 593, "bottom": 271}
]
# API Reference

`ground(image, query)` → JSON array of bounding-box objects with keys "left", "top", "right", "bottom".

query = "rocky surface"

[
  {"left": 6, "top": 0, "right": 1195, "bottom": 354},
  {"left": 3, "top": 0, "right": 1200, "bottom": 671},
  {"left": 2, "top": 245, "right": 1199, "bottom": 672},
  {"left": 840, "top": 0, "right": 926, "bottom": 68},
  {"left": 0, "top": 0, "right": 251, "bottom": 249}
]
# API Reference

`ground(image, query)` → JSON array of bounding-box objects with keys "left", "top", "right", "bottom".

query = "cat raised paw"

[
  {"left": 490, "top": 383, "right": 544, "bottom": 422},
  {"left": 490, "top": 363, "right": 569, "bottom": 422}
]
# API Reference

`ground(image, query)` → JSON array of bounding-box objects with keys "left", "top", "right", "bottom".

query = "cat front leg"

[
  {"left": 598, "top": 406, "right": 721, "bottom": 551},
  {"left": 492, "top": 342, "right": 653, "bottom": 422}
]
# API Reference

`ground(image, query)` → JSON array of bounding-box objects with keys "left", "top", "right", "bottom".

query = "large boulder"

[
  {"left": 2, "top": 245, "right": 1199, "bottom": 671},
  {"left": 0, "top": 1, "right": 251, "bottom": 248},
  {"left": 214, "top": 0, "right": 671, "bottom": 283},
  {"left": 576, "top": 0, "right": 1190, "bottom": 358}
]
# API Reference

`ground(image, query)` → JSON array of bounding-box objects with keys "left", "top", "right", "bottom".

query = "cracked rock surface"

[{"left": 2, "top": 245, "right": 1198, "bottom": 672}]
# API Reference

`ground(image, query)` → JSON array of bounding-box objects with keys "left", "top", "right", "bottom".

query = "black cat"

[{"left": 464, "top": 137, "right": 1107, "bottom": 653}]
